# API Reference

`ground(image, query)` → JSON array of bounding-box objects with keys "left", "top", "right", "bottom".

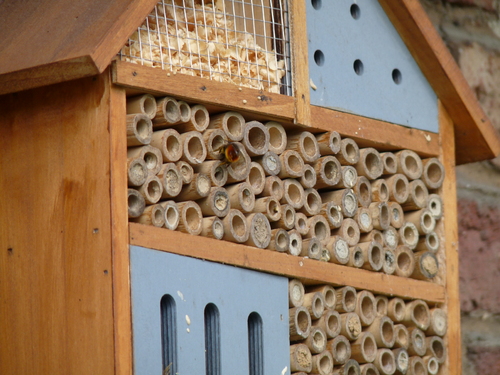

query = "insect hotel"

[{"left": 1, "top": 0, "right": 500, "bottom": 374}]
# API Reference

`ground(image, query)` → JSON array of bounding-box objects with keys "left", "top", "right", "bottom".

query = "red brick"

[{"left": 467, "top": 347, "right": 500, "bottom": 374}]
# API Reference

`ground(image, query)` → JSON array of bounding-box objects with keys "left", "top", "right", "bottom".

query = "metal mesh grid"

[{"left": 119, "top": 0, "right": 293, "bottom": 95}]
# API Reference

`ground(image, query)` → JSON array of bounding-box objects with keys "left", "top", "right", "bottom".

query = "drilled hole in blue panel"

[
  {"left": 311, "top": 0, "right": 322, "bottom": 10},
  {"left": 353, "top": 59, "right": 364, "bottom": 75},
  {"left": 161, "top": 295, "right": 177, "bottom": 375},
  {"left": 350, "top": 4, "right": 361, "bottom": 19},
  {"left": 392, "top": 69, "right": 402, "bottom": 84},
  {"left": 248, "top": 312, "right": 264, "bottom": 375},
  {"left": 205, "top": 303, "right": 221, "bottom": 375},
  {"left": 314, "top": 50, "right": 325, "bottom": 66}
]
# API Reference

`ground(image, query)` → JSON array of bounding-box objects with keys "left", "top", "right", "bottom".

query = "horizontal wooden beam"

[{"left": 129, "top": 223, "right": 446, "bottom": 303}]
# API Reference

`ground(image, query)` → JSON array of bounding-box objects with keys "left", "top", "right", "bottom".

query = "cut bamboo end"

[
  {"left": 127, "top": 157, "right": 148, "bottom": 187},
  {"left": 226, "top": 142, "right": 251, "bottom": 183},
  {"left": 300, "top": 188, "right": 322, "bottom": 216},
  {"left": 158, "top": 163, "right": 183, "bottom": 199},
  {"left": 394, "top": 246, "right": 416, "bottom": 278},
  {"left": 385, "top": 173, "right": 410, "bottom": 204},
  {"left": 407, "top": 356, "right": 426, "bottom": 375},
  {"left": 295, "top": 212, "right": 309, "bottom": 236},
  {"left": 375, "top": 296, "right": 389, "bottom": 317},
  {"left": 374, "top": 348, "right": 396, "bottom": 375},
  {"left": 201, "top": 216, "right": 224, "bottom": 240},
  {"left": 314, "top": 309, "right": 341, "bottom": 339},
  {"left": 288, "top": 229, "right": 303, "bottom": 256},
  {"left": 371, "top": 179, "right": 389, "bottom": 203},
  {"left": 336, "top": 165, "right": 358, "bottom": 189},
  {"left": 281, "top": 179, "right": 305, "bottom": 209},
  {"left": 175, "top": 173, "right": 212, "bottom": 201},
  {"left": 335, "top": 286, "right": 357, "bottom": 313},
  {"left": 126, "top": 93, "right": 157, "bottom": 119},
  {"left": 422, "top": 158, "right": 445, "bottom": 190},
  {"left": 359, "top": 230, "right": 384, "bottom": 246},
  {"left": 303, "top": 238, "right": 322, "bottom": 260},
  {"left": 340, "top": 312, "right": 362, "bottom": 341},
  {"left": 425, "top": 336, "right": 446, "bottom": 364},
  {"left": 427, "top": 194, "right": 444, "bottom": 220},
  {"left": 306, "top": 215, "right": 330, "bottom": 242},
  {"left": 154, "top": 96, "right": 181, "bottom": 127},
  {"left": 327, "top": 335, "right": 352, "bottom": 365},
  {"left": 369, "top": 202, "right": 390, "bottom": 231},
  {"left": 307, "top": 285, "right": 337, "bottom": 310},
  {"left": 383, "top": 227, "right": 399, "bottom": 250},
  {"left": 321, "top": 202, "right": 343, "bottom": 229},
  {"left": 316, "top": 131, "right": 341, "bottom": 155},
  {"left": 179, "top": 131, "right": 207, "bottom": 165},
  {"left": 348, "top": 245, "right": 365, "bottom": 268},
  {"left": 127, "top": 113, "right": 153, "bottom": 146},
  {"left": 131, "top": 203, "right": 165, "bottom": 227},
  {"left": 287, "top": 131, "right": 320, "bottom": 162},
  {"left": 246, "top": 162, "right": 266, "bottom": 195},
  {"left": 393, "top": 324, "right": 409, "bottom": 349},
  {"left": 392, "top": 348, "right": 409, "bottom": 374},
  {"left": 268, "top": 228, "right": 289, "bottom": 252},
  {"left": 242, "top": 121, "right": 270, "bottom": 156},
  {"left": 278, "top": 150, "right": 304, "bottom": 179},
  {"left": 306, "top": 327, "right": 328, "bottom": 354},
  {"left": 398, "top": 222, "right": 419, "bottom": 250},
  {"left": 423, "top": 356, "right": 440, "bottom": 375},
  {"left": 265, "top": 121, "right": 287, "bottom": 154},
  {"left": 160, "top": 200, "right": 180, "bottom": 230},
  {"left": 311, "top": 350, "right": 333, "bottom": 375},
  {"left": 313, "top": 156, "right": 342, "bottom": 189},
  {"left": 335, "top": 218, "right": 360, "bottom": 246},
  {"left": 333, "top": 359, "right": 360, "bottom": 375},
  {"left": 359, "top": 241, "right": 384, "bottom": 272},
  {"left": 272, "top": 204, "right": 295, "bottom": 230},
  {"left": 325, "top": 236, "right": 350, "bottom": 265},
  {"left": 360, "top": 363, "right": 379, "bottom": 375},
  {"left": 356, "top": 148, "right": 383, "bottom": 180},
  {"left": 261, "top": 175, "right": 284, "bottom": 200},
  {"left": 128, "top": 189, "right": 146, "bottom": 218},
  {"left": 222, "top": 209, "right": 249, "bottom": 243},
  {"left": 203, "top": 129, "right": 228, "bottom": 160},
  {"left": 355, "top": 290, "right": 377, "bottom": 327},
  {"left": 300, "top": 163, "right": 317, "bottom": 189},
  {"left": 383, "top": 249, "right": 396, "bottom": 275},
  {"left": 255, "top": 150, "right": 281, "bottom": 176},
  {"left": 176, "top": 201, "right": 203, "bottom": 235},
  {"left": 244, "top": 213, "right": 271, "bottom": 249},
  {"left": 290, "top": 306, "right": 312, "bottom": 341},
  {"left": 355, "top": 205, "right": 374, "bottom": 233},
  {"left": 412, "top": 251, "right": 439, "bottom": 280},
  {"left": 150, "top": 128, "right": 183, "bottom": 162},
  {"left": 226, "top": 181, "right": 255, "bottom": 213},
  {"left": 388, "top": 202, "right": 404, "bottom": 229},
  {"left": 426, "top": 308, "right": 447, "bottom": 337},
  {"left": 175, "top": 161, "right": 194, "bottom": 184},
  {"left": 175, "top": 104, "right": 209, "bottom": 132},
  {"left": 177, "top": 101, "right": 191, "bottom": 123},
  {"left": 193, "top": 160, "right": 228, "bottom": 187},
  {"left": 408, "top": 327, "right": 427, "bottom": 356},
  {"left": 138, "top": 175, "right": 163, "bottom": 204},
  {"left": 367, "top": 316, "right": 395, "bottom": 348},
  {"left": 208, "top": 111, "right": 245, "bottom": 141},
  {"left": 354, "top": 176, "right": 373, "bottom": 208},
  {"left": 289, "top": 279, "right": 305, "bottom": 308},
  {"left": 387, "top": 298, "right": 406, "bottom": 323},
  {"left": 128, "top": 144, "right": 163, "bottom": 175},
  {"left": 254, "top": 197, "right": 281, "bottom": 222},
  {"left": 321, "top": 189, "right": 358, "bottom": 218},
  {"left": 197, "top": 187, "right": 230, "bottom": 217},
  {"left": 351, "top": 332, "right": 378, "bottom": 364},
  {"left": 402, "top": 180, "right": 429, "bottom": 211},
  {"left": 290, "top": 343, "right": 313, "bottom": 373},
  {"left": 395, "top": 150, "right": 423, "bottom": 180},
  {"left": 380, "top": 152, "right": 398, "bottom": 175},
  {"left": 338, "top": 138, "right": 360, "bottom": 165},
  {"left": 404, "top": 209, "right": 436, "bottom": 235},
  {"left": 404, "top": 300, "right": 431, "bottom": 331}
]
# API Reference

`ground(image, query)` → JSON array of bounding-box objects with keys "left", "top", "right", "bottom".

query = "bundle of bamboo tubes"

[
  {"left": 126, "top": 92, "right": 445, "bottom": 280},
  {"left": 288, "top": 279, "right": 447, "bottom": 375}
]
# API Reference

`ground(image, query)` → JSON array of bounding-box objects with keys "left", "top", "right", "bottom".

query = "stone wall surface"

[{"left": 421, "top": 1, "right": 500, "bottom": 374}]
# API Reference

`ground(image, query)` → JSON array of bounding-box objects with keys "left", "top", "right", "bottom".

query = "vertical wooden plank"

[{"left": 438, "top": 101, "right": 461, "bottom": 375}]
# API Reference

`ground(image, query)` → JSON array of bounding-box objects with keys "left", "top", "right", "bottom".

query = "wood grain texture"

[
  {"left": 0, "top": 75, "right": 115, "bottom": 373},
  {"left": 129, "top": 223, "right": 446, "bottom": 303},
  {"left": 378, "top": 0, "right": 500, "bottom": 165}
]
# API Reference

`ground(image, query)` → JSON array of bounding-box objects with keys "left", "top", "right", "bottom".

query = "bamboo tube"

[
  {"left": 127, "top": 157, "right": 148, "bottom": 187},
  {"left": 268, "top": 228, "right": 289, "bottom": 252},
  {"left": 226, "top": 142, "right": 251, "bottom": 183},
  {"left": 201, "top": 216, "right": 224, "bottom": 240},
  {"left": 287, "top": 131, "right": 321, "bottom": 162},
  {"left": 366, "top": 316, "right": 395, "bottom": 348},
  {"left": 404, "top": 209, "right": 436, "bottom": 235},
  {"left": 412, "top": 251, "right": 439, "bottom": 280},
  {"left": 351, "top": 332, "right": 378, "bottom": 363},
  {"left": 327, "top": 335, "right": 352, "bottom": 365},
  {"left": 272, "top": 204, "right": 295, "bottom": 230},
  {"left": 138, "top": 175, "right": 163, "bottom": 204},
  {"left": 295, "top": 212, "right": 310, "bottom": 235},
  {"left": 261, "top": 176, "right": 284, "bottom": 200},
  {"left": 392, "top": 348, "right": 409, "bottom": 375},
  {"left": 290, "top": 343, "right": 313, "bottom": 373},
  {"left": 226, "top": 182, "right": 255, "bottom": 213},
  {"left": 426, "top": 308, "right": 447, "bottom": 337},
  {"left": 126, "top": 93, "right": 157, "bottom": 118},
  {"left": 336, "top": 165, "right": 358, "bottom": 189},
  {"left": 246, "top": 162, "right": 266, "bottom": 195},
  {"left": 321, "top": 189, "right": 358, "bottom": 218},
  {"left": 427, "top": 194, "right": 443, "bottom": 220},
  {"left": 416, "top": 232, "right": 440, "bottom": 253},
  {"left": 359, "top": 241, "right": 384, "bottom": 272},
  {"left": 288, "top": 229, "right": 303, "bottom": 256},
  {"left": 306, "top": 215, "right": 331, "bottom": 242},
  {"left": 174, "top": 104, "right": 209, "bottom": 132},
  {"left": 254, "top": 150, "right": 281, "bottom": 176},
  {"left": 355, "top": 290, "right": 377, "bottom": 327},
  {"left": 179, "top": 131, "right": 207, "bottom": 165},
  {"left": 176, "top": 161, "right": 194, "bottom": 184},
  {"left": 394, "top": 246, "right": 416, "bottom": 278},
  {"left": 359, "top": 363, "right": 380, "bottom": 375},
  {"left": 281, "top": 179, "right": 305, "bottom": 209},
  {"left": 383, "top": 249, "right": 396, "bottom": 275},
  {"left": 373, "top": 349, "right": 396, "bottom": 375},
  {"left": 401, "top": 180, "right": 429, "bottom": 211},
  {"left": 307, "top": 285, "right": 337, "bottom": 310},
  {"left": 385, "top": 174, "right": 410, "bottom": 204},
  {"left": 299, "top": 188, "right": 322, "bottom": 216},
  {"left": 128, "top": 189, "right": 146, "bottom": 218},
  {"left": 158, "top": 163, "right": 183, "bottom": 199},
  {"left": 131, "top": 203, "right": 165, "bottom": 227},
  {"left": 380, "top": 152, "right": 398, "bottom": 175},
  {"left": 203, "top": 129, "right": 228, "bottom": 160},
  {"left": 387, "top": 298, "right": 406, "bottom": 323},
  {"left": 208, "top": 111, "right": 245, "bottom": 141},
  {"left": 354, "top": 176, "right": 372, "bottom": 208},
  {"left": 333, "top": 218, "right": 360, "bottom": 246},
  {"left": 305, "top": 326, "right": 328, "bottom": 354},
  {"left": 302, "top": 238, "right": 322, "bottom": 260},
  {"left": 423, "top": 356, "right": 440, "bottom": 375},
  {"left": 393, "top": 324, "right": 409, "bottom": 349},
  {"left": 128, "top": 144, "right": 163, "bottom": 175},
  {"left": 333, "top": 359, "right": 361, "bottom": 375},
  {"left": 398, "top": 222, "right": 419, "bottom": 250},
  {"left": 290, "top": 306, "right": 312, "bottom": 341},
  {"left": 340, "top": 312, "right": 362, "bottom": 340},
  {"left": 312, "top": 156, "right": 342, "bottom": 189},
  {"left": 336, "top": 286, "right": 357, "bottom": 313},
  {"left": 388, "top": 202, "right": 404, "bottom": 229},
  {"left": 176, "top": 101, "right": 191, "bottom": 123},
  {"left": 311, "top": 350, "right": 334, "bottom": 375},
  {"left": 222, "top": 209, "right": 249, "bottom": 243},
  {"left": 244, "top": 213, "right": 271, "bottom": 249},
  {"left": 355, "top": 207, "right": 373, "bottom": 233},
  {"left": 324, "top": 236, "right": 350, "bottom": 265},
  {"left": 371, "top": 179, "right": 389, "bottom": 203},
  {"left": 278, "top": 150, "right": 304, "bottom": 179},
  {"left": 395, "top": 150, "right": 423, "bottom": 180},
  {"left": 127, "top": 113, "right": 153, "bottom": 146},
  {"left": 314, "top": 310, "right": 341, "bottom": 339},
  {"left": 316, "top": 131, "right": 341, "bottom": 155},
  {"left": 289, "top": 279, "right": 305, "bottom": 307},
  {"left": 355, "top": 148, "right": 383, "bottom": 180},
  {"left": 369, "top": 202, "right": 390, "bottom": 231},
  {"left": 254, "top": 197, "right": 281, "bottom": 222},
  {"left": 153, "top": 96, "right": 180, "bottom": 128},
  {"left": 403, "top": 300, "right": 430, "bottom": 330},
  {"left": 242, "top": 121, "right": 269, "bottom": 156},
  {"left": 337, "top": 138, "right": 360, "bottom": 165},
  {"left": 176, "top": 201, "right": 203, "bottom": 235},
  {"left": 197, "top": 187, "right": 230, "bottom": 217},
  {"left": 348, "top": 245, "right": 365, "bottom": 268},
  {"left": 321, "top": 202, "right": 343, "bottom": 229},
  {"left": 300, "top": 163, "right": 317, "bottom": 189},
  {"left": 193, "top": 160, "right": 227, "bottom": 187},
  {"left": 150, "top": 128, "right": 183, "bottom": 162},
  {"left": 375, "top": 296, "right": 389, "bottom": 317},
  {"left": 262, "top": 121, "right": 286, "bottom": 154},
  {"left": 421, "top": 158, "right": 445, "bottom": 190},
  {"left": 407, "top": 356, "right": 426, "bottom": 375},
  {"left": 425, "top": 336, "right": 446, "bottom": 364},
  {"left": 160, "top": 200, "right": 180, "bottom": 230},
  {"left": 383, "top": 227, "right": 399, "bottom": 250},
  {"left": 303, "top": 292, "right": 325, "bottom": 320},
  {"left": 359, "top": 230, "right": 384, "bottom": 245},
  {"left": 407, "top": 327, "right": 427, "bottom": 356}
]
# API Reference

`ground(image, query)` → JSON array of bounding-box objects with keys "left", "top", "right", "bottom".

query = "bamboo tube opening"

[
  {"left": 358, "top": 149, "right": 383, "bottom": 180},
  {"left": 330, "top": 336, "right": 351, "bottom": 365},
  {"left": 150, "top": 129, "right": 182, "bottom": 162},
  {"left": 383, "top": 249, "right": 396, "bottom": 275},
  {"left": 376, "top": 349, "right": 396, "bottom": 375},
  {"left": 421, "top": 232, "right": 440, "bottom": 253},
  {"left": 317, "top": 286, "right": 336, "bottom": 309},
  {"left": 427, "top": 308, "right": 447, "bottom": 337},
  {"left": 426, "top": 336, "right": 446, "bottom": 363},
  {"left": 336, "top": 218, "right": 360, "bottom": 246},
  {"left": 375, "top": 296, "right": 388, "bottom": 317},
  {"left": 262, "top": 176, "right": 284, "bottom": 200},
  {"left": 265, "top": 121, "right": 287, "bottom": 154},
  {"left": 283, "top": 179, "right": 305, "bottom": 209},
  {"left": 349, "top": 245, "right": 365, "bottom": 268},
  {"left": 393, "top": 348, "right": 409, "bottom": 374},
  {"left": 339, "top": 138, "right": 360, "bottom": 165},
  {"left": 290, "top": 344, "right": 313, "bottom": 373},
  {"left": 289, "top": 279, "right": 305, "bottom": 307},
  {"left": 408, "top": 357, "right": 426, "bottom": 375},
  {"left": 162, "top": 201, "right": 180, "bottom": 230},
  {"left": 308, "top": 216, "right": 330, "bottom": 242},
  {"left": 360, "top": 363, "right": 379, "bottom": 375},
  {"left": 315, "top": 156, "right": 342, "bottom": 188},
  {"left": 165, "top": 132, "right": 182, "bottom": 161},
  {"left": 408, "top": 328, "right": 427, "bottom": 356},
  {"left": 407, "top": 301, "right": 431, "bottom": 330},
  {"left": 336, "top": 287, "right": 357, "bottom": 313},
  {"left": 394, "top": 246, "right": 415, "bottom": 277},
  {"left": 380, "top": 318, "right": 395, "bottom": 347},
  {"left": 303, "top": 189, "right": 322, "bottom": 216},
  {"left": 279, "top": 150, "right": 304, "bottom": 178},
  {"left": 305, "top": 238, "right": 322, "bottom": 260},
  {"left": 413, "top": 251, "right": 439, "bottom": 280},
  {"left": 314, "top": 351, "right": 333, "bottom": 374},
  {"left": 155, "top": 97, "right": 180, "bottom": 126},
  {"left": 128, "top": 189, "right": 146, "bottom": 218},
  {"left": 340, "top": 166, "right": 358, "bottom": 189},
  {"left": 355, "top": 177, "right": 372, "bottom": 208},
  {"left": 351, "top": 332, "right": 377, "bottom": 363},
  {"left": 295, "top": 213, "right": 309, "bottom": 235},
  {"left": 393, "top": 175, "right": 409, "bottom": 203},
  {"left": 137, "top": 117, "right": 152, "bottom": 143},
  {"left": 326, "top": 236, "right": 350, "bottom": 265},
  {"left": 288, "top": 230, "right": 303, "bottom": 256},
  {"left": 355, "top": 208, "right": 373, "bottom": 233},
  {"left": 246, "top": 162, "right": 266, "bottom": 195},
  {"left": 184, "top": 204, "right": 203, "bottom": 233},
  {"left": 427, "top": 194, "right": 443, "bottom": 219},
  {"left": 322, "top": 202, "right": 343, "bottom": 229},
  {"left": 344, "top": 190, "right": 358, "bottom": 217},
  {"left": 394, "top": 324, "right": 409, "bottom": 349},
  {"left": 302, "top": 132, "right": 321, "bottom": 162},
  {"left": 310, "top": 329, "right": 328, "bottom": 354},
  {"left": 290, "top": 307, "right": 312, "bottom": 341},
  {"left": 424, "top": 356, "right": 439, "bottom": 375},
  {"left": 383, "top": 227, "right": 399, "bottom": 250},
  {"left": 372, "top": 179, "right": 389, "bottom": 202},
  {"left": 422, "top": 210, "right": 435, "bottom": 233},
  {"left": 140, "top": 176, "right": 163, "bottom": 204},
  {"left": 316, "top": 131, "right": 341, "bottom": 155},
  {"left": 176, "top": 161, "right": 194, "bottom": 184},
  {"left": 422, "top": 158, "right": 445, "bottom": 189},
  {"left": 128, "top": 158, "right": 148, "bottom": 187},
  {"left": 177, "top": 101, "right": 191, "bottom": 123},
  {"left": 301, "top": 164, "right": 317, "bottom": 189},
  {"left": 340, "top": 312, "right": 362, "bottom": 340},
  {"left": 388, "top": 298, "right": 405, "bottom": 322},
  {"left": 256, "top": 151, "right": 281, "bottom": 176},
  {"left": 139, "top": 204, "right": 165, "bottom": 227},
  {"left": 256, "top": 197, "right": 281, "bottom": 222},
  {"left": 304, "top": 292, "right": 325, "bottom": 320},
  {"left": 399, "top": 222, "right": 419, "bottom": 249},
  {"left": 366, "top": 241, "right": 384, "bottom": 271},
  {"left": 269, "top": 228, "right": 289, "bottom": 252},
  {"left": 159, "top": 164, "right": 183, "bottom": 198},
  {"left": 322, "top": 310, "right": 341, "bottom": 338},
  {"left": 335, "top": 359, "right": 360, "bottom": 375},
  {"left": 381, "top": 152, "right": 397, "bottom": 175},
  {"left": 245, "top": 213, "right": 271, "bottom": 249},
  {"left": 223, "top": 209, "right": 248, "bottom": 242},
  {"left": 388, "top": 202, "right": 404, "bottom": 229},
  {"left": 243, "top": 121, "right": 269, "bottom": 156},
  {"left": 181, "top": 131, "right": 206, "bottom": 164},
  {"left": 192, "top": 105, "right": 210, "bottom": 131},
  {"left": 201, "top": 216, "right": 224, "bottom": 239},
  {"left": 276, "top": 204, "right": 295, "bottom": 229},
  {"left": 209, "top": 112, "right": 245, "bottom": 141},
  {"left": 397, "top": 150, "right": 423, "bottom": 180},
  {"left": 370, "top": 202, "right": 390, "bottom": 230},
  {"left": 210, "top": 162, "right": 227, "bottom": 186},
  {"left": 357, "top": 291, "right": 376, "bottom": 326},
  {"left": 204, "top": 129, "right": 227, "bottom": 160},
  {"left": 127, "top": 93, "right": 157, "bottom": 118}
]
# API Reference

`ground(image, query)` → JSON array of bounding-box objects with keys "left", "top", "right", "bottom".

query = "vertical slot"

[
  {"left": 204, "top": 303, "right": 221, "bottom": 375},
  {"left": 160, "top": 294, "right": 177, "bottom": 375},
  {"left": 248, "top": 312, "right": 264, "bottom": 375}
]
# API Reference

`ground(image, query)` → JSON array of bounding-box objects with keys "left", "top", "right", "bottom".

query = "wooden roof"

[{"left": 0, "top": 0, "right": 498, "bottom": 165}]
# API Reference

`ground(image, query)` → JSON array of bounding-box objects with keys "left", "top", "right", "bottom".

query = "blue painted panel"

[
  {"left": 306, "top": 0, "right": 438, "bottom": 133},
  {"left": 130, "top": 246, "right": 290, "bottom": 375}
]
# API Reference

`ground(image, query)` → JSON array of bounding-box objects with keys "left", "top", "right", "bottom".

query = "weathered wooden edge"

[{"left": 129, "top": 222, "right": 446, "bottom": 303}]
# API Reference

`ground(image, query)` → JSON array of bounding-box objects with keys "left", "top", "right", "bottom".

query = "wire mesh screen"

[{"left": 119, "top": 0, "right": 293, "bottom": 95}]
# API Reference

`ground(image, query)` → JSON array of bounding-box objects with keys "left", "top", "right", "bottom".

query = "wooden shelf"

[{"left": 129, "top": 222, "right": 445, "bottom": 304}]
